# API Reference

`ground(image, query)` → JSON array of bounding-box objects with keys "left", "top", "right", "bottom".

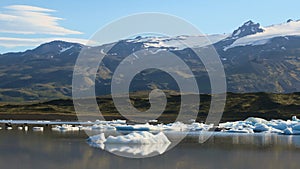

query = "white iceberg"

[
  {"left": 283, "top": 128, "right": 300, "bottom": 135},
  {"left": 162, "top": 121, "right": 189, "bottom": 131},
  {"left": 189, "top": 123, "right": 214, "bottom": 131},
  {"left": 87, "top": 133, "right": 106, "bottom": 149},
  {"left": 292, "top": 116, "right": 300, "bottom": 122},
  {"left": 245, "top": 117, "right": 268, "bottom": 125},
  {"left": 115, "top": 124, "right": 152, "bottom": 131},
  {"left": 87, "top": 131, "right": 171, "bottom": 157},
  {"left": 253, "top": 123, "right": 283, "bottom": 134},
  {"left": 291, "top": 124, "right": 300, "bottom": 131},
  {"left": 217, "top": 116, "right": 300, "bottom": 135},
  {"left": 225, "top": 128, "right": 254, "bottom": 134},
  {"left": 253, "top": 123, "right": 270, "bottom": 132},
  {"left": 52, "top": 124, "right": 80, "bottom": 132}
]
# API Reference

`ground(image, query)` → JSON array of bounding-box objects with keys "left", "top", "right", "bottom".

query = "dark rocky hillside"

[{"left": 0, "top": 21, "right": 300, "bottom": 101}]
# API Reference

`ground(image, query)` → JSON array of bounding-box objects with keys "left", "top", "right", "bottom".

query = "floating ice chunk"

[
  {"left": 87, "top": 132, "right": 171, "bottom": 157},
  {"left": 88, "top": 133, "right": 106, "bottom": 144},
  {"left": 81, "top": 126, "right": 92, "bottom": 131},
  {"left": 163, "top": 122, "right": 189, "bottom": 131},
  {"left": 115, "top": 123, "right": 162, "bottom": 131},
  {"left": 253, "top": 123, "right": 270, "bottom": 132},
  {"left": 283, "top": 127, "right": 300, "bottom": 135},
  {"left": 291, "top": 124, "right": 300, "bottom": 131},
  {"left": 115, "top": 125, "right": 150, "bottom": 131},
  {"left": 103, "top": 125, "right": 116, "bottom": 130},
  {"left": 284, "top": 128, "right": 293, "bottom": 135},
  {"left": 189, "top": 123, "right": 214, "bottom": 131},
  {"left": 112, "top": 120, "right": 127, "bottom": 124},
  {"left": 292, "top": 116, "right": 300, "bottom": 121},
  {"left": 91, "top": 124, "right": 103, "bottom": 130},
  {"left": 223, "top": 127, "right": 254, "bottom": 133},
  {"left": 90, "top": 124, "right": 116, "bottom": 130},
  {"left": 225, "top": 128, "right": 254, "bottom": 134},
  {"left": 253, "top": 123, "right": 283, "bottom": 134},
  {"left": 219, "top": 121, "right": 254, "bottom": 131},
  {"left": 87, "top": 133, "right": 106, "bottom": 149},
  {"left": 93, "top": 119, "right": 126, "bottom": 125},
  {"left": 52, "top": 124, "right": 80, "bottom": 132},
  {"left": 219, "top": 121, "right": 237, "bottom": 128},
  {"left": 245, "top": 117, "right": 268, "bottom": 125},
  {"left": 268, "top": 121, "right": 288, "bottom": 130}
]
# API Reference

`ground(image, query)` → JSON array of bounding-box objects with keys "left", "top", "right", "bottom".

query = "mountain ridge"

[{"left": 0, "top": 19, "right": 300, "bottom": 101}]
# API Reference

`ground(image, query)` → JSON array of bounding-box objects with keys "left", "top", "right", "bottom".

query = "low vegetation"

[{"left": 0, "top": 91, "right": 299, "bottom": 123}]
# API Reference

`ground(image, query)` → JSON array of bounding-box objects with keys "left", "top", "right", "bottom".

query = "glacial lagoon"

[{"left": 1, "top": 121, "right": 300, "bottom": 169}]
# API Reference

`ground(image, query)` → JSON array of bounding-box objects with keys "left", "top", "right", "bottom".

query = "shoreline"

[{"left": 0, "top": 92, "right": 299, "bottom": 123}]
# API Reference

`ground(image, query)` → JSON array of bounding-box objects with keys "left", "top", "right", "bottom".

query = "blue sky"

[{"left": 0, "top": 0, "right": 300, "bottom": 53}]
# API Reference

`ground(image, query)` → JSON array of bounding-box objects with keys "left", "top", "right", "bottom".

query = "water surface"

[{"left": 1, "top": 129, "right": 300, "bottom": 169}]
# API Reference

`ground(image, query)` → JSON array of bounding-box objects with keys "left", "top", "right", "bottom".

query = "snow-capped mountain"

[
  {"left": 106, "top": 19, "right": 300, "bottom": 52},
  {"left": 125, "top": 34, "right": 229, "bottom": 50},
  {"left": 31, "top": 40, "right": 83, "bottom": 55},
  {"left": 214, "top": 20, "right": 264, "bottom": 50},
  {"left": 225, "top": 19, "right": 300, "bottom": 50},
  {"left": 1, "top": 19, "right": 300, "bottom": 101},
  {"left": 231, "top": 20, "right": 264, "bottom": 39}
]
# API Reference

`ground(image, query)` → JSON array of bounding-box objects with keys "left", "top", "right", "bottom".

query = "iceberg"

[
  {"left": 253, "top": 123, "right": 270, "bottom": 132},
  {"left": 225, "top": 128, "right": 254, "bottom": 134},
  {"left": 87, "top": 132, "right": 171, "bottom": 157},
  {"left": 115, "top": 125, "right": 150, "bottom": 131},
  {"left": 245, "top": 117, "right": 268, "bottom": 125},
  {"left": 291, "top": 124, "right": 300, "bottom": 131},
  {"left": 6, "top": 116, "right": 300, "bottom": 136},
  {"left": 253, "top": 123, "right": 283, "bottom": 134},
  {"left": 292, "top": 116, "right": 300, "bottom": 122},
  {"left": 87, "top": 133, "right": 106, "bottom": 149},
  {"left": 52, "top": 124, "right": 80, "bottom": 132},
  {"left": 216, "top": 116, "right": 300, "bottom": 135},
  {"left": 163, "top": 121, "right": 189, "bottom": 131},
  {"left": 283, "top": 128, "right": 300, "bottom": 135}
]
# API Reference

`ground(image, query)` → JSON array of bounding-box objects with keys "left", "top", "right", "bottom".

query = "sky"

[{"left": 0, "top": 0, "right": 300, "bottom": 53}]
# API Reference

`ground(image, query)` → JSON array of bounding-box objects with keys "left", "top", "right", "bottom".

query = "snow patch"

[
  {"left": 127, "top": 34, "right": 228, "bottom": 50},
  {"left": 59, "top": 45, "right": 73, "bottom": 53}
]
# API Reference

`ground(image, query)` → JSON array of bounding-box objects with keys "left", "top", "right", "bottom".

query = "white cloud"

[
  {"left": 0, "top": 37, "right": 90, "bottom": 48},
  {"left": 5, "top": 5, "right": 56, "bottom": 12},
  {"left": 0, "top": 5, "right": 82, "bottom": 35}
]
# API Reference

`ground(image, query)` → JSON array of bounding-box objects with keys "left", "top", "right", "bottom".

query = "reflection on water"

[
  {"left": 1, "top": 129, "right": 300, "bottom": 169},
  {"left": 104, "top": 143, "right": 170, "bottom": 157},
  {"left": 194, "top": 132, "right": 300, "bottom": 148}
]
